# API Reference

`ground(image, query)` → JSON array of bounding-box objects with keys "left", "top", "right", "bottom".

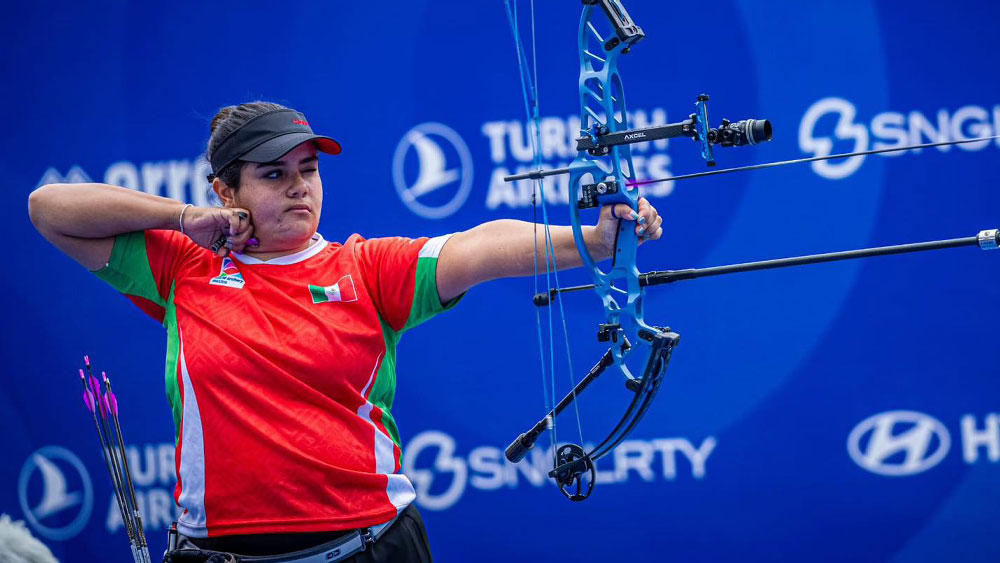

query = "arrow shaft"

[
  {"left": 631, "top": 135, "right": 1000, "bottom": 186},
  {"left": 505, "top": 135, "right": 1000, "bottom": 185}
]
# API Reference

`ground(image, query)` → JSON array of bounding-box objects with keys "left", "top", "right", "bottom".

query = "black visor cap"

[{"left": 209, "top": 109, "right": 341, "bottom": 176}]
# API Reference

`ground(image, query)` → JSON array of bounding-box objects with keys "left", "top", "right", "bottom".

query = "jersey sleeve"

[
  {"left": 354, "top": 234, "right": 462, "bottom": 332},
  {"left": 93, "top": 230, "right": 200, "bottom": 323}
]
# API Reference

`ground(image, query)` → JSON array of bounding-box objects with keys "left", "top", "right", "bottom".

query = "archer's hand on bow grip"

[
  {"left": 181, "top": 206, "right": 257, "bottom": 257},
  {"left": 593, "top": 197, "right": 664, "bottom": 256}
]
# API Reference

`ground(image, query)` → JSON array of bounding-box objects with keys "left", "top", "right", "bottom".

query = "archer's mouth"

[{"left": 286, "top": 204, "right": 312, "bottom": 214}]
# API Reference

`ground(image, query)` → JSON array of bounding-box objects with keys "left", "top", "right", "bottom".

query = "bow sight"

[
  {"left": 504, "top": 95, "right": 774, "bottom": 183},
  {"left": 574, "top": 95, "right": 772, "bottom": 164}
]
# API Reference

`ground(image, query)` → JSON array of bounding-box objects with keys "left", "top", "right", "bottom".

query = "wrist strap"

[{"left": 179, "top": 204, "right": 193, "bottom": 235}]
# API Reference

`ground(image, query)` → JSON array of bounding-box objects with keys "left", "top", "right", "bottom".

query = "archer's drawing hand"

[
  {"left": 595, "top": 197, "right": 663, "bottom": 251},
  {"left": 181, "top": 206, "right": 257, "bottom": 257}
]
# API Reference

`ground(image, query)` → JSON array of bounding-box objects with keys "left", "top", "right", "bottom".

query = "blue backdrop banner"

[{"left": 3, "top": 1, "right": 999, "bottom": 561}]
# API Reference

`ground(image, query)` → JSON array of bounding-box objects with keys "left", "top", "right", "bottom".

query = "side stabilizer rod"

[{"left": 505, "top": 348, "right": 616, "bottom": 462}]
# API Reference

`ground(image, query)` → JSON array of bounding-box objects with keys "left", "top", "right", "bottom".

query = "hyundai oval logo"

[
  {"left": 847, "top": 410, "right": 950, "bottom": 476},
  {"left": 392, "top": 122, "right": 474, "bottom": 219}
]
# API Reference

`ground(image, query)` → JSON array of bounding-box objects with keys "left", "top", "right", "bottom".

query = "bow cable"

[{"left": 504, "top": 0, "right": 586, "bottom": 467}]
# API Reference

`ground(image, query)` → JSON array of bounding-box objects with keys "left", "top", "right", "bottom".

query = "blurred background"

[{"left": 3, "top": 0, "right": 999, "bottom": 561}]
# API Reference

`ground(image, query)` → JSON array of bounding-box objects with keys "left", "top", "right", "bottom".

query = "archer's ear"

[{"left": 213, "top": 178, "right": 237, "bottom": 207}]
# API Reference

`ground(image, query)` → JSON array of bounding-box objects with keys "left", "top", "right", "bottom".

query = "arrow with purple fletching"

[
  {"left": 79, "top": 366, "right": 137, "bottom": 561},
  {"left": 79, "top": 356, "right": 151, "bottom": 563},
  {"left": 102, "top": 370, "right": 150, "bottom": 560},
  {"left": 80, "top": 369, "right": 96, "bottom": 413}
]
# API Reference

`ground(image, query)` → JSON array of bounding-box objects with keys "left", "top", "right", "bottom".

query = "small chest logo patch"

[
  {"left": 209, "top": 257, "right": 246, "bottom": 289},
  {"left": 309, "top": 275, "right": 358, "bottom": 304}
]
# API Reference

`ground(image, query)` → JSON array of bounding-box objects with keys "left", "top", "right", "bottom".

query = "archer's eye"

[{"left": 264, "top": 170, "right": 283, "bottom": 180}]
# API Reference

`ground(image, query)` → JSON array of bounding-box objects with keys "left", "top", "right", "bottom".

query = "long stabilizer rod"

[{"left": 532, "top": 229, "right": 1000, "bottom": 306}]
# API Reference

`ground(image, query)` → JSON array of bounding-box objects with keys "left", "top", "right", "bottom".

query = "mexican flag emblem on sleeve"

[{"left": 309, "top": 274, "right": 358, "bottom": 304}]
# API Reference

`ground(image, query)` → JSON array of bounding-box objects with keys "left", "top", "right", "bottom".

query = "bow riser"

[{"left": 570, "top": 4, "right": 654, "bottom": 363}]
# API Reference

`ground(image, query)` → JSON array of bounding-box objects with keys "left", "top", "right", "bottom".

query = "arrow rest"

[{"left": 579, "top": 178, "right": 620, "bottom": 209}]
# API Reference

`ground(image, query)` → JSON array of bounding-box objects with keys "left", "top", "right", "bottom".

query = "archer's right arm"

[{"left": 28, "top": 183, "right": 252, "bottom": 271}]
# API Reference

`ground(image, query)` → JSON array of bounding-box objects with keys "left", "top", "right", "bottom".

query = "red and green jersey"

[{"left": 95, "top": 229, "right": 458, "bottom": 537}]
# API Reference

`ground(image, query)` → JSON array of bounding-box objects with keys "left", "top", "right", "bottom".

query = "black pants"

[
  {"left": 175, "top": 504, "right": 433, "bottom": 563},
  {"left": 345, "top": 505, "right": 433, "bottom": 563}
]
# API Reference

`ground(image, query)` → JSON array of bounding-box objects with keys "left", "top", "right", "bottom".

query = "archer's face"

[{"left": 235, "top": 142, "right": 323, "bottom": 252}]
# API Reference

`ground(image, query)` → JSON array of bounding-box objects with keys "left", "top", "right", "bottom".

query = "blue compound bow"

[
  {"left": 501, "top": 0, "right": 759, "bottom": 501},
  {"left": 501, "top": 0, "right": 997, "bottom": 501}
]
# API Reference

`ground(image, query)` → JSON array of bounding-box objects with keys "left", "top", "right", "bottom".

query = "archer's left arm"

[{"left": 436, "top": 198, "right": 662, "bottom": 302}]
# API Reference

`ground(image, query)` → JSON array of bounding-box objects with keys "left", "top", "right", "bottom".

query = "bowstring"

[
  {"left": 504, "top": 0, "right": 557, "bottom": 466},
  {"left": 504, "top": 0, "right": 585, "bottom": 467},
  {"left": 530, "top": 0, "right": 586, "bottom": 460}
]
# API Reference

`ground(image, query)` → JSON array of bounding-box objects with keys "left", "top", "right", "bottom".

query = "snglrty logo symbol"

[
  {"left": 847, "top": 410, "right": 950, "bottom": 476},
  {"left": 403, "top": 431, "right": 468, "bottom": 511},
  {"left": 393, "top": 123, "right": 473, "bottom": 219},
  {"left": 18, "top": 446, "right": 94, "bottom": 540},
  {"left": 799, "top": 97, "right": 869, "bottom": 180}
]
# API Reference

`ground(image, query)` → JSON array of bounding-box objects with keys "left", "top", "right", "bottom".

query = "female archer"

[{"left": 27, "top": 101, "right": 662, "bottom": 562}]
